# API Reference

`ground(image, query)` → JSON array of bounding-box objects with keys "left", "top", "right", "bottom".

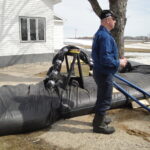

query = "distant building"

[{"left": 0, "top": 0, "right": 63, "bottom": 67}]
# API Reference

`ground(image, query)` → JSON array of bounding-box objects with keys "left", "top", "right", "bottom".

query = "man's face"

[{"left": 107, "top": 16, "right": 116, "bottom": 30}]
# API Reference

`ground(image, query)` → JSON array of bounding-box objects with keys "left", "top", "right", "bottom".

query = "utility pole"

[
  {"left": 75, "top": 28, "right": 77, "bottom": 39},
  {"left": 148, "top": 33, "right": 150, "bottom": 41}
]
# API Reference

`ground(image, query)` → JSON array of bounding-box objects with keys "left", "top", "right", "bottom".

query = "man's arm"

[{"left": 98, "top": 36, "right": 119, "bottom": 69}]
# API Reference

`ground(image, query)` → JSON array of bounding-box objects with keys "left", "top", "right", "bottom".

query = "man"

[{"left": 91, "top": 10, "right": 127, "bottom": 134}]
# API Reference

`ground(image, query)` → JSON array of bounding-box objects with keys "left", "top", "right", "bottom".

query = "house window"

[{"left": 20, "top": 17, "right": 46, "bottom": 42}]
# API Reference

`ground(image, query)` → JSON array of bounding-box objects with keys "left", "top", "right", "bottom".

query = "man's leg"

[
  {"left": 93, "top": 71, "right": 115, "bottom": 134},
  {"left": 96, "top": 73, "right": 113, "bottom": 114}
]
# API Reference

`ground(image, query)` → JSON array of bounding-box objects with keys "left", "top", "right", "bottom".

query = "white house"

[
  {"left": 0, "top": 0, "right": 63, "bottom": 67},
  {"left": 54, "top": 15, "right": 63, "bottom": 50}
]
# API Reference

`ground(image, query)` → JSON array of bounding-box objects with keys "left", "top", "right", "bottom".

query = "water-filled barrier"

[{"left": 0, "top": 45, "right": 150, "bottom": 135}]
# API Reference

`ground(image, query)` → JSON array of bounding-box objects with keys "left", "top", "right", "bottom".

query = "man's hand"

[{"left": 119, "top": 57, "right": 127, "bottom": 68}]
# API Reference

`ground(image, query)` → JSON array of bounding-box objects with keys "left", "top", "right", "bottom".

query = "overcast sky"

[{"left": 54, "top": 0, "right": 150, "bottom": 38}]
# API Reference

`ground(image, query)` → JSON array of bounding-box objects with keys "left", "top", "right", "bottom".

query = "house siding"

[
  {"left": 54, "top": 20, "right": 64, "bottom": 50},
  {"left": 0, "top": 0, "right": 62, "bottom": 67}
]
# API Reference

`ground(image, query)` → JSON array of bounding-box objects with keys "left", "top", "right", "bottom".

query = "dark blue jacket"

[{"left": 91, "top": 25, "right": 120, "bottom": 75}]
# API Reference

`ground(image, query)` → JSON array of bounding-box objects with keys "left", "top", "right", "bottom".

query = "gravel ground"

[
  {"left": 0, "top": 59, "right": 149, "bottom": 150},
  {"left": 40, "top": 109, "right": 150, "bottom": 150}
]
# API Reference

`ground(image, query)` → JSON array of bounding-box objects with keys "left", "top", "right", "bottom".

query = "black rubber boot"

[
  {"left": 104, "top": 116, "right": 112, "bottom": 124},
  {"left": 92, "top": 115, "right": 112, "bottom": 125},
  {"left": 93, "top": 114, "right": 115, "bottom": 134}
]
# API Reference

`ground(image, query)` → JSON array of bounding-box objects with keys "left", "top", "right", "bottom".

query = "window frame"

[{"left": 19, "top": 16, "right": 46, "bottom": 43}]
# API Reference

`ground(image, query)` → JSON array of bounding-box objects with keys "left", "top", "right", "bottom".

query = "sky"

[{"left": 54, "top": 0, "right": 150, "bottom": 38}]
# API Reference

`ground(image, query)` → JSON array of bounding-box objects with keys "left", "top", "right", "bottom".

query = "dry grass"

[
  {"left": 124, "top": 48, "right": 150, "bottom": 53},
  {"left": 68, "top": 43, "right": 150, "bottom": 53},
  {"left": 35, "top": 63, "right": 90, "bottom": 78}
]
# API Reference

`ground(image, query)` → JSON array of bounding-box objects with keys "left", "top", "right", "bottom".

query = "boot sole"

[{"left": 93, "top": 128, "right": 115, "bottom": 134}]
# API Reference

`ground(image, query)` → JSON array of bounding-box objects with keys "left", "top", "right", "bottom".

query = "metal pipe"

[
  {"left": 77, "top": 55, "right": 84, "bottom": 89},
  {"left": 64, "top": 55, "right": 77, "bottom": 89},
  {"left": 113, "top": 81, "right": 150, "bottom": 112},
  {"left": 114, "top": 74, "right": 150, "bottom": 97}
]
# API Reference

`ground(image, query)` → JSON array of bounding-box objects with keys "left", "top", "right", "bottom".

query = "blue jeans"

[{"left": 93, "top": 70, "right": 113, "bottom": 115}]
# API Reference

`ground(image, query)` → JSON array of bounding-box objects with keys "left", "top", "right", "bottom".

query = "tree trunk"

[
  {"left": 109, "top": 0, "right": 128, "bottom": 57},
  {"left": 88, "top": 0, "right": 128, "bottom": 57}
]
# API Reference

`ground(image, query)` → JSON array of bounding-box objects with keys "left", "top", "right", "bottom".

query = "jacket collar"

[{"left": 99, "top": 25, "right": 111, "bottom": 35}]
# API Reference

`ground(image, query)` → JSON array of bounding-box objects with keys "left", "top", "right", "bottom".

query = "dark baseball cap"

[{"left": 100, "top": 10, "right": 117, "bottom": 20}]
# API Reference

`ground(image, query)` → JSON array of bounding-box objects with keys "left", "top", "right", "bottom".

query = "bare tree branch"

[{"left": 88, "top": 0, "right": 102, "bottom": 18}]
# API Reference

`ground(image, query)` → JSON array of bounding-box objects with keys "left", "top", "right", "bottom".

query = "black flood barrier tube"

[
  {"left": 113, "top": 81, "right": 150, "bottom": 112},
  {"left": 0, "top": 82, "right": 62, "bottom": 136},
  {"left": 0, "top": 78, "right": 127, "bottom": 136},
  {"left": 114, "top": 74, "right": 150, "bottom": 97},
  {"left": 0, "top": 45, "right": 150, "bottom": 135}
]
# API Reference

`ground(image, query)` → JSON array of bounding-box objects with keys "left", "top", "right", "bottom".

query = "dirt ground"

[{"left": 0, "top": 62, "right": 149, "bottom": 150}]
